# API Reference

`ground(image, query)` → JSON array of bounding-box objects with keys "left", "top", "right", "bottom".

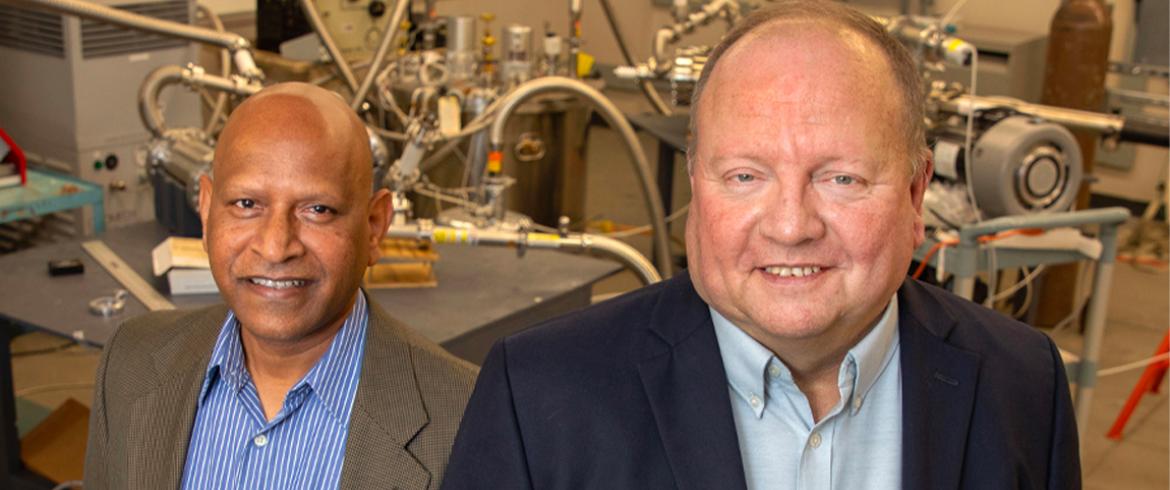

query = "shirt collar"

[
  {"left": 710, "top": 293, "right": 900, "bottom": 418},
  {"left": 710, "top": 307, "right": 774, "bottom": 418},
  {"left": 843, "top": 293, "right": 900, "bottom": 415},
  {"left": 198, "top": 293, "right": 370, "bottom": 423}
]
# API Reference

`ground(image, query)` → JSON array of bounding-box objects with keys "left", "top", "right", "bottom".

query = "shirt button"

[
  {"left": 749, "top": 394, "right": 762, "bottom": 408},
  {"left": 768, "top": 364, "right": 782, "bottom": 379},
  {"left": 254, "top": 434, "right": 269, "bottom": 447},
  {"left": 809, "top": 432, "right": 822, "bottom": 449}
]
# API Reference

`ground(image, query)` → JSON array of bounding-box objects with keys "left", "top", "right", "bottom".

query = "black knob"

[
  {"left": 105, "top": 154, "right": 119, "bottom": 170},
  {"left": 368, "top": 0, "right": 386, "bottom": 17}
]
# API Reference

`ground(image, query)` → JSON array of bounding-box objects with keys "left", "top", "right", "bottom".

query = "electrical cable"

[
  {"left": 984, "top": 245, "right": 998, "bottom": 307},
  {"left": 987, "top": 265, "right": 1046, "bottom": 304},
  {"left": 938, "top": 0, "right": 970, "bottom": 30},
  {"left": 1097, "top": 352, "right": 1170, "bottom": 377},
  {"left": 1010, "top": 272, "right": 1033, "bottom": 319},
  {"left": 596, "top": 204, "right": 690, "bottom": 238},
  {"left": 961, "top": 50, "right": 983, "bottom": 221},
  {"left": 1049, "top": 259, "right": 1095, "bottom": 335}
]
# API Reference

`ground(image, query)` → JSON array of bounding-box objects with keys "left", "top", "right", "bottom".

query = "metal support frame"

[{"left": 932, "top": 207, "right": 1130, "bottom": 437}]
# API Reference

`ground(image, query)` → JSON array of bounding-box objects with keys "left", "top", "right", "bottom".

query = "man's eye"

[
  {"left": 831, "top": 175, "right": 856, "bottom": 185},
  {"left": 733, "top": 173, "right": 755, "bottom": 183},
  {"left": 233, "top": 199, "right": 255, "bottom": 209},
  {"left": 309, "top": 204, "right": 335, "bottom": 215}
]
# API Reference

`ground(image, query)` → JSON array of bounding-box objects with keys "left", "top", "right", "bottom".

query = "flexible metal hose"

[
  {"left": 139, "top": 65, "right": 186, "bottom": 138},
  {"left": 351, "top": 0, "right": 410, "bottom": 110},
  {"left": 195, "top": 3, "right": 231, "bottom": 135},
  {"left": 489, "top": 77, "right": 673, "bottom": 278},
  {"left": 140, "top": 65, "right": 262, "bottom": 138}
]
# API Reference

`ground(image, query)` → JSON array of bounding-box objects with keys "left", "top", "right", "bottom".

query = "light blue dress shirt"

[
  {"left": 711, "top": 295, "right": 902, "bottom": 490},
  {"left": 180, "top": 294, "right": 369, "bottom": 490}
]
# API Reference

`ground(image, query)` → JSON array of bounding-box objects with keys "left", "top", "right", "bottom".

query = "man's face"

[
  {"left": 199, "top": 92, "right": 389, "bottom": 345},
  {"left": 686, "top": 24, "right": 930, "bottom": 349}
]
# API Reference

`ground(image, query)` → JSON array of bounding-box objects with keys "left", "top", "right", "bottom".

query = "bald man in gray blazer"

[{"left": 84, "top": 83, "right": 476, "bottom": 489}]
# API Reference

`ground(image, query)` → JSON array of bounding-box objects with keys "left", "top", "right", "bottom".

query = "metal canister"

[
  {"left": 446, "top": 15, "right": 477, "bottom": 83},
  {"left": 501, "top": 24, "right": 533, "bottom": 85}
]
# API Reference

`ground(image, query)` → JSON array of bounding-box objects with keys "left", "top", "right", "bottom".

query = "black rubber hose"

[{"left": 1120, "top": 118, "right": 1169, "bottom": 148}]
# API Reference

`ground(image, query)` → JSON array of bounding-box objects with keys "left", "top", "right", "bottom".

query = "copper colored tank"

[
  {"left": 1036, "top": 0, "right": 1112, "bottom": 327},
  {"left": 1041, "top": 0, "right": 1113, "bottom": 206}
]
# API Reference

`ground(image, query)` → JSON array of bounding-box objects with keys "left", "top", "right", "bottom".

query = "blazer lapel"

[
  {"left": 339, "top": 299, "right": 431, "bottom": 490},
  {"left": 127, "top": 305, "right": 226, "bottom": 489},
  {"left": 898, "top": 279, "right": 980, "bottom": 490},
  {"left": 636, "top": 272, "right": 748, "bottom": 490}
]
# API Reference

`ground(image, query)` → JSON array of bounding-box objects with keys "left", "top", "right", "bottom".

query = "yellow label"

[
  {"left": 528, "top": 233, "right": 560, "bottom": 243},
  {"left": 434, "top": 229, "right": 470, "bottom": 244}
]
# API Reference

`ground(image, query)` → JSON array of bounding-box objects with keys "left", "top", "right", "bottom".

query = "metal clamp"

[{"left": 89, "top": 290, "right": 128, "bottom": 317}]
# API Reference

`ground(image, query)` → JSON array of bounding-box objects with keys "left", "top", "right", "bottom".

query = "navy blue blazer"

[{"left": 442, "top": 271, "right": 1080, "bottom": 489}]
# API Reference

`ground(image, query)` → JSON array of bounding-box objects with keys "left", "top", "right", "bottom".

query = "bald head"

[
  {"left": 214, "top": 82, "right": 373, "bottom": 193},
  {"left": 197, "top": 82, "right": 393, "bottom": 349}
]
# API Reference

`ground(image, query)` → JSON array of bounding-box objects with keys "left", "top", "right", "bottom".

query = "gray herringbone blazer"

[{"left": 83, "top": 293, "right": 478, "bottom": 489}]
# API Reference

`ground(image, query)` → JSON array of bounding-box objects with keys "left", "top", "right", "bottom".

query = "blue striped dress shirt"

[
  {"left": 180, "top": 294, "right": 369, "bottom": 490},
  {"left": 711, "top": 294, "right": 902, "bottom": 490}
]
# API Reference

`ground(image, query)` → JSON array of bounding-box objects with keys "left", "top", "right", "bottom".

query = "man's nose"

[
  {"left": 757, "top": 185, "right": 826, "bottom": 246},
  {"left": 252, "top": 212, "right": 305, "bottom": 263}
]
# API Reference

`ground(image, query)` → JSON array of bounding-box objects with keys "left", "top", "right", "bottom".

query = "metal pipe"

[
  {"left": 582, "top": 234, "right": 661, "bottom": 284},
  {"left": 13, "top": 0, "right": 262, "bottom": 79},
  {"left": 386, "top": 223, "right": 662, "bottom": 285},
  {"left": 568, "top": 0, "right": 583, "bottom": 78},
  {"left": 650, "top": 0, "right": 738, "bottom": 76},
  {"left": 651, "top": 28, "right": 677, "bottom": 76},
  {"left": 1074, "top": 222, "right": 1119, "bottom": 433},
  {"left": 299, "top": 0, "right": 360, "bottom": 93},
  {"left": 487, "top": 77, "right": 673, "bottom": 277},
  {"left": 877, "top": 15, "right": 974, "bottom": 67},
  {"left": 351, "top": 0, "right": 409, "bottom": 110},
  {"left": 14, "top": 0, "right": 245, "bottom": 50},
  {"left": 956, "top": 207, "right": 1130, "bottom": 243},
  {"left": 940, "top": 94, "right": 1125, "bottom": 136}
]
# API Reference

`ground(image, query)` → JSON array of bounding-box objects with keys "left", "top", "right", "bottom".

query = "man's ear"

[
  {"left": 910, "top": 150, "right": 934, "bottom": 248},
  {"left": 367, "top": 188, "right": 393, "bottom": 266},
  {"left": 198, "top": 174, "right": 214, "bottom": 252}
]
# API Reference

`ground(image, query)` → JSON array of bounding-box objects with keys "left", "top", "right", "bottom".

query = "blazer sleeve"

[
  {"left": 441, "top": 340, "right": 534, "bottom": 490},
  {"left": 83, "top": 323, "right": 123, "bottom": 490},
  {"left": 1046, "top": 337, "right": 1082, "bottom": 490}
]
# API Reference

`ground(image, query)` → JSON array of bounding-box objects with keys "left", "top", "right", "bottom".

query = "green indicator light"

[{"left": 94, "top": 160, "right": 103, "bottom": 170}]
